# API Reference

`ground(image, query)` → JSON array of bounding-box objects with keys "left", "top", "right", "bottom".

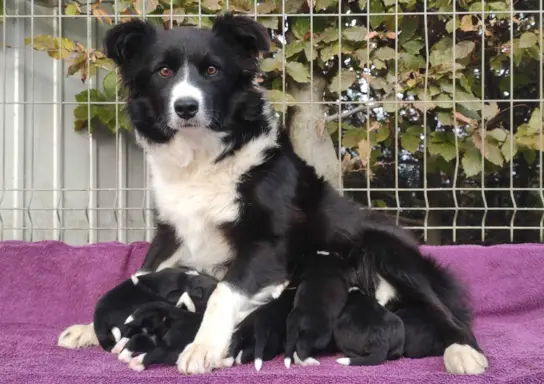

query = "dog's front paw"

[
  {"left": 177, "top": 341, "right": 226, "bottom": 375},
  {"left": 444, "top": 344, "right": 489, "bottom": 375},
  {"left": 58, "top": 323, "right": 98, "bottom": 349}
]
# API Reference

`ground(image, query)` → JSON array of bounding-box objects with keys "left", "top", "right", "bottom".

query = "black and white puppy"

[
  {"left": 334, "top": 288, "right": 404, "bottom": 366},
  {"left": 228, "top": 286, "right": 296, "bottom": 371},
  {"left": 284, "top": 251, "right": 349, "bottom": 367},
  {"left": 93, "top": 267, "right": 216, "bottom": 354},
  {"left": 59, "top": 13, "right": 487, "bottom": 376}
]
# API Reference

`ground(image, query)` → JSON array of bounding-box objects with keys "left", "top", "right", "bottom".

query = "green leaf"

[
  {"left": 65, "top": 3, "right": 80, "bottom": 15},
  {"left": 74, "top": 105, "right": 89, "bottom": 121},
  {"left": 260, "top": 57, "right": 282, "bottom": 72},
  {"left": 292, "top": 17, "right": 310, "bottom": 40},
  {"left": 402, "top": 39, "right": 424, "bottom": 55},
  {"left": 103, "top": 71, "right": 118, "bottom": 100},
  {"left": 265, "top": 89, "right": 296, "bottom": 112},
  {"left": 329, "top": 70, "right": 357, "bottom": 93},
  {"left": 373, "top": 46, "right": 396, "bottom": 61},
  {"left": 342, "top": 129, "right": 366, "bottom": 147},
  {"left": 118, "top": 107, "right": 132, "bottom": 131},
  {"left": 521, "top": 147, "right": 536, "bottom": 164},
  {"left": 462, "top": 148, "right": 482, "bottom": 177},
  {"left": 445, "top": 18, "right": 455, "bottom": 34},
  {"left": 456, "top": 90, "right": 482, "bottom": 111},
  {"left": 519, "top": 32, "right": 537, "bottom": 49},
  {"left": 316, "top": 0, "right": 336, "bottom": 10},
  {"left": 399, "top": 17, "right": 418, "bottom": 44},
  {"left": 343, "top": 26, "right": 367, "bottom": 42},
  {"left": 401, "top": 134, "right": 420, "bottom": 153},
  {"left": 374, "top": 126, "right": 390, "bottom": 142},
  {"left": 74, "top": 119, "right": 87, "bottom": 131},
  {"left": 258, "top": 17, "right": 279, "bottom": 29},
  {"left": 399, "top": 52, "right": 425, "bottom": 70},
  {"left": 320, "top": 43, "right": 339, "bottom": 61},
  {"left": 319, "top": 27, "right": 339, "bottom": 43},
  {"left": 285, "top": 41, "right": 305, "bottom": 59},
  {"left": 487, "top": 128, "right": 508, "bottom": 142},
  {"left": 488, "top": 1, "right": 508, "bottom": 10},
  {"left": 527, "top": 108, "right": 542, "bottom": 135},
  {"left": 326, "top": 121, "right": 339, "bottom": 135},
  {"left": 285, "top": 62, "right": 310, "bottom": 83},
  {"left": 455, "top": 41, "right": 475, "bottom": 60},
  {"left": 484, "top": 141, "right": 504, "bottom": 166},
  {"left": 437, "top": 112, "right": 453, "bottom": 126},
  {"left": 429, "top": 141, "right": 457, "bottom": 162},
  {"left": 97, "top": 105, "right": 115, "bottom": 126},
  {"left": 304, "top": 42, "right": 318, "bottom": 62},
  {"left": 501, "top": 135, "right": 517, "bottom": 161}
]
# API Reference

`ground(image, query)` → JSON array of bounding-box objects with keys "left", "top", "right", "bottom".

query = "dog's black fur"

[
  {"left": 284, "top": 252, "right": 349, "bottom": 362},
  {"left": 101, "top": 13, "right": 487, "bottom": 374},
  {"left": 93, "top": 267, "right": 216, "bottom": 351},
  {"left": 334, "top": 289, "right": 404, "bottom": 366}
]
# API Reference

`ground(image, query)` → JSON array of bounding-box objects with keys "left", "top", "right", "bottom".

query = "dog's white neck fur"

[{"left": 142, "top": 103, "right": 278, "bottom": 279}]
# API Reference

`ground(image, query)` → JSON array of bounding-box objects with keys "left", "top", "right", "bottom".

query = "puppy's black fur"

[
  {"left": 93, "top": 267, "right": 216, "bottom": 351},
  {"left": 100, "top": 13, "right": 487, "bottom": 374},
  {"left": 228, "top": 286, "right": 296, "bottom": 365},
  {"left": 334, "top": 289, "right": 404, "bottom": 366},
  {"left": 284, "top": 251, "right": 349, "bottom": 361}
]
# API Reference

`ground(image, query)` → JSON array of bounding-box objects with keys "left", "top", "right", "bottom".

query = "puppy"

[
  {"left": 93, "top": 267, "right": 217, "bottom": 353},
  {"left": 120, "top": 302, "right": 203, "bottom": 371},
  {"left": 284, "top": 251, "right": 349, "bottom": 367},
  {"left": 334, "top": 288, "right": 404, "bottom": 366},
  {"left": 228, "top": 286, "right": 296, "bottom": 371}
]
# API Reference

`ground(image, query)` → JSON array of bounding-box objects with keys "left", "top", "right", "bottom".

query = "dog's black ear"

[
  {"left": 212, "top": 13, "right": 270, "bottom": 57},
  {"left": 104, "top": 19, "right": 156, "bottom": 66}
]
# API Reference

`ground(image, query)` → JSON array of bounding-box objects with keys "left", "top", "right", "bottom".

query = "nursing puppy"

[
  {"left": 59, "top": 13, "right": 488, "bottom": 376},
  {"left": 334, "top": 288, "right": 404, "bottom": 366},
  {"left": 284, "top": 251, "right": 349, "bottom": 367},
  {"left": 93, "top": 267, "right": 217, "bottom": 353},
  {"left": 228, "top": 286, "right": 296, "bottom": 370}
]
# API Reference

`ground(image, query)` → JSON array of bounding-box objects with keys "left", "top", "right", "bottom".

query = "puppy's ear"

[
  {"left": 104, "top": 19, "right": 156, "bottom": 66},
  {"left": 212, "top": 13, "right": 270, "bottom": 57}
]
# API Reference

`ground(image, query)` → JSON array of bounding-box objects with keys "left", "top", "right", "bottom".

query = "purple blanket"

[{"left": 1, "top": 241, "right": 543, "bottom": 383}]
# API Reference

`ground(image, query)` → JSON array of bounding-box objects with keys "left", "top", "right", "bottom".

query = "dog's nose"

[{"left": 174, "top": 98, "right": 199, "bottom": 120}]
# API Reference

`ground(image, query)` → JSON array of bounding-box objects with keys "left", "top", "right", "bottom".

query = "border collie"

[
  {"left": 58, "top": 13, "right": 488, "bottom": 376},
  {"left": 334, "top": 288, "right": 404, "bottom": 366}
]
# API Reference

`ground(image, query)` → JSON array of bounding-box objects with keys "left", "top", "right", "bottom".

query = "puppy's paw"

[
  {"left": 111, "top": 337, "right": 130, "bottom": 355},
  {"left": 444, "top": 344, "right": 489, "bottom": 375},
  {"left": 177, "top": 342, "right": 226, "bottom": 375},
  {"left": 118, "top": 348, "right": 134, "bottom": 363},
  {"left": 128, "top": 354, "right": 146, "bottom": 372},
  {"left": 293, "top": 351, "right": 320, "bottom": 366},
  {"left": 58, "top": 323, "right": 98, "bottom": 349}
]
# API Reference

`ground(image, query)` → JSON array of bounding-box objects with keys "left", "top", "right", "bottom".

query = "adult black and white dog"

[{"left": 58, "top": 13, "right": 488, "bottom": 376}]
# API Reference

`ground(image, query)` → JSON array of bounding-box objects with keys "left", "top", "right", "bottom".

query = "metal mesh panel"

[{"left": 1, "top": 0, "right": 543, "bottom": 245}]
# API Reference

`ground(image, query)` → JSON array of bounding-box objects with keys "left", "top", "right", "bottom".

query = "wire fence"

[{"left": 0, "top": 0, "right": 543, "bottom": 245}]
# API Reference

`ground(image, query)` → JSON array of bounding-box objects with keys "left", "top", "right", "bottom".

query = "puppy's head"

[{"left": 104, "top": 14, "right": 270, "bottom": 146}]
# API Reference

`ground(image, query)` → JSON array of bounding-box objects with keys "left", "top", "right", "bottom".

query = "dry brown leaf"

[
  {"left": 357, "top": 139, "right": 371, "bottom": 168},
  {"left": 92, "top": 4, "right": 112, "bottom": 25},
  {"left": 385, "top": 31, "right": 397, "bottom": 40},
  {"left": 455, "top": 112, "right": 478, "bottom": 129}
]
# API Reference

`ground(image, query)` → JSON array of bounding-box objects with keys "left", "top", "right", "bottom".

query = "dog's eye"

[
  {"left": 158, "top": 67, "right": 173, "bottom": 78},
  {"left": 206, "top": 66, "right": 218, "bottom": 76}
]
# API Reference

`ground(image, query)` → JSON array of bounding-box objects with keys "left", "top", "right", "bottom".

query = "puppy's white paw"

[
  {"left": 111, "top": 337, "right": 129, "bottom": 355},
  {"left": 293, "top": 352, "right": 320, "bottom": 366},
  {"left": 118, "top": 349, "right": 133, "bottom": 363},
  {"left": 128, "top": 354, "right": 146, "bottom": 372},
  {"left": 177, "top": 342, "right": 225, "bottom": 375},
  {"left": 57, "top": 323, "right": 98, "bottom": 349},
  {"left": 444, "top": 343, "right": 489, "bottom": 375},
  {"left": 336, "top": 357, "right": 350, "bottom": 366}
]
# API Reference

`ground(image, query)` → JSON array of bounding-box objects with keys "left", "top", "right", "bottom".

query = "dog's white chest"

[{"left": 151, "top": 164, "right": 239, "bottom": 274}]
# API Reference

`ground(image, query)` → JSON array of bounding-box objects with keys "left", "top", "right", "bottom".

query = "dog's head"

[{"left": 104, "top": 14, "right": 271, "bottom": 149}]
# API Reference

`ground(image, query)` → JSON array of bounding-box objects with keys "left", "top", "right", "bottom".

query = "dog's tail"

[{"left": 336, "top": 349, "right": 388, "bottom": 366}]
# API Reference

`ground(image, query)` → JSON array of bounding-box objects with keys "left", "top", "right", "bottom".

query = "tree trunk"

[{"left": 287, "top": 75, "right": 341, "bottom": 190}]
